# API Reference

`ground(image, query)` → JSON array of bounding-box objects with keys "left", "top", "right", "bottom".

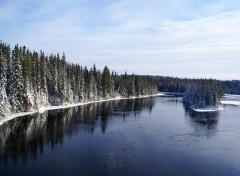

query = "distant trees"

[
  {"left": 0, "top": 41, "right": 159, "bottom": 114},
  {"left": 156, "top": 76, "right": 239, "bottom": 95},
  {"left": 156, "top": 76, "right": 224, "bottom": 108},
  {"left": 221, "top": 80, "right": 240, "bottom": 95}
]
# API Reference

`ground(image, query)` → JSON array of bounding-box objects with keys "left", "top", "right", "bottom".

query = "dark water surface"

[{"left": 0, "top": 96, "right": 240, "bottom": 176}]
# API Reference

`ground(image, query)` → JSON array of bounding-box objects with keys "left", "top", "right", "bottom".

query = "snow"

[
  {"left": 0, "top": 93, "right": 164, "bottom": 126},
  {"left": 220, "top": 101, "right": 240, "bottom": 106},
  {"left": 0, "top": 111, "right": 37, "bottom": 126},
  {"left": 191, "top": 106, "right": 224, "bottom": 112},
  {"left": 38, "top": 107, "right": 46, "bottom": 113},
  {"left": 156, "top": 93, "right": 165, "bottom": 96},
  {"left": 223, "top": 96, "right": 236, "bottom": 99},
  {"left": 115, "top": 96, "right": 121, "bottom": 99}
]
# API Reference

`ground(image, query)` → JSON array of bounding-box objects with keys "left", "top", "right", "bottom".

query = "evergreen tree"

[
  {"left": 79, "top": 66, "right": 85, "bottom": 102},
  {"left": 0, "top": 44, "right": 11, "bottom": 114},
  {"left": 59, "top": 53, "right": 68, "bottom": 104},
  {"left": 119, "top": 72, "right": 128, "bottom": 97},
  {"left": 101, "top": 66, "right": 111, "bottom": 98},
  {"left": 40, "top": 51, "right": 48, "bottom": 105},
  {"left": 5, "top": 44, "right": 12, "bottom": 97},
  {"left": 22, "top": 48, "right": 34, "bottom": 110},
  {"left": 10, "top": 45, "right": 25, "bottom": 112}
]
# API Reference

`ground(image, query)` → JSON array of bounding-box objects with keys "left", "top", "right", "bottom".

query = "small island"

[{"left": 183, "top": 80, "right": 224, "bottom": 112}]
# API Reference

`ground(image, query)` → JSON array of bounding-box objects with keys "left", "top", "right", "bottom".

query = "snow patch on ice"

[
  {"left": 191, "top": 105, "right": 224, "bottom": 112},
  {"left": 220, "top": 101, "right": 240, "bottom": 106}
]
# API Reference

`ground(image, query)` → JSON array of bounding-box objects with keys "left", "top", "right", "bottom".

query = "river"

[{"left": 0, "top": 95, "right": 240, "bottom": 176}]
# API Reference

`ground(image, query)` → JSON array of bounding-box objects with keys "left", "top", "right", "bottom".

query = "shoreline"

[
  {"left": 0, "top": 93, "right": 164, "bottom": 126},
  {"left": 190, "top": 105, "right": 224, "bottom": 112}
]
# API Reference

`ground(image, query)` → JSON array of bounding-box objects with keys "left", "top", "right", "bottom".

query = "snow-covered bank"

[
  {"left": 225, "top": 94, "right": 240, "bottom": 97},
  {"left": 0, "top": 111, "right": 38, "bottom": 126},
  {"left": 159, "top": 92, "right": 183, "bottom": 95},
  {"left": 38, "top": 107, "right": 46, "bottom": 113},
  {"left": 0, "top": 93, "right": 164, "bottom": 126},
  {"left": 191, "top": 106, "right": 224, "bottom": 112},
  {"left": 220, "top": 101, "right": 240, "bottom": 106},
  {"left": 44, "top": 93, "right": 164, "bottom": 111}
]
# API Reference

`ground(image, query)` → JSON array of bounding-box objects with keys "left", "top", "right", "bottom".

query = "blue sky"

[{"left": 0, "top": 0, "right": 240, "bottom": 80}]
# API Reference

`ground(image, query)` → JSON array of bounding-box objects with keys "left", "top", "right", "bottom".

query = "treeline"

[
  {"left": 221, "top": 80, "right": 240, "bottom": 95},
  {"left": 157, "top": 76, "right": 225, "bottom": 108},
  {"left": 157, "top": 76, "right": 240, "bottom": 95},
  {"left": 0, "top": 42, "right": 159, "bottom": 114}
]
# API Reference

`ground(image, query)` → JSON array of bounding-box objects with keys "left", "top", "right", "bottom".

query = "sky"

[{"left": 0, "top": 0, "right": 240, "bottom": 80}]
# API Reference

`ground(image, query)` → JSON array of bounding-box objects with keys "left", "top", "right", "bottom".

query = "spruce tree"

[
  {"left": 40, "top": 51, "right": 48, "bottom": 105},
  {"left": 0, "top": 45, "right": 11, "bottom": 114},
  {"left": 22, "top": 48, "right": 34, "bottom": 110},
  {"left": 10, "top": 45, "right": 25, "bottom": 112},
  {"left": 59, "top": 53, "right": 68, "bottom": 104},
  {"left": 101, "top": 66, "right": 111, "bottom": 98}
]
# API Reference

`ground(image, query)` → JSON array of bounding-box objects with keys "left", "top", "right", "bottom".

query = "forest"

[
  {"left": 0, "top": 41, "right": 239, "bottom": 115},
  {"left": 156, "top": 76, "right": 225, "bottom": 108},
  {"left": 0, "top": 42, "right": 159, "bottom": 115},
  {"left": 157, "top": 76, "right": 240, "bottom": 95}
]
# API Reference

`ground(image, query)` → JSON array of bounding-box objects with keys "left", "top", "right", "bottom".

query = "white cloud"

[{"left": 0, "top": 0, "right": 240, "bottom": 80}]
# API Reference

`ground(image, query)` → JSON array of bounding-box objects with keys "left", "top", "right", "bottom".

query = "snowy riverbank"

[
  {"left": 190, "top": 105, "right": 224, "bottom": 112},
  {"left": 220, "top": 101, "right": 240, "bottom": 106},
  {"left": 0, "top": 93, "right": 164, "bottom": 126},
  {"left": 221, "top": 94, "right": 240, "bottom": 106}
]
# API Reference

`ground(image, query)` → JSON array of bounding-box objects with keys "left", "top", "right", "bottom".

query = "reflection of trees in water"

[
  {"left": 0, "top": 112, "right": 48, "bottom": 164},
  {"left": 184, "top": 105, "right": 219, "bottom": 127},
  {"left": 159, "top": 96, "right": 182, "bottom": 106},
  {"left": 0, "top": 98, "right": 155, "bottom": 164},
  {"left": 183, "top": 105, "right": 219, "bottom": 137},
  {"left": 100, "top": 98, "right": 155, "bottom": 133}
]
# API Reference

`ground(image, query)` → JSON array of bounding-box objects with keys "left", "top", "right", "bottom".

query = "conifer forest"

[
  {"left": 0, "top": 42, "right": 159, "bottom": 114},
  {"left": 0, "top": 41, "right": 239, "bottom": 115}
]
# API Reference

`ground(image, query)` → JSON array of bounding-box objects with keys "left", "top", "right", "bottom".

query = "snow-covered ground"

[
  {"left": 0, "top": 111, "right": 38, "bottom": 126},
  {"left": 191, "top": 106, "right": 224, "bottom": 112},
  {"left": 221, "top": 94, "right": 240, "bottom": 106},
  {"left": 38, "top": 107, "right": 46, "bottom": 113},
  {"left": 0, "top": 93, "right": 164, "bottom": 126},
  {"left": 220, "top": 101, "right": 240, "bottom": 106}
]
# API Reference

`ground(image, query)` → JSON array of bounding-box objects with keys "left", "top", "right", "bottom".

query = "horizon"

[{"left": 1, "top": 0, "right": 240, "bottom": 80}]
